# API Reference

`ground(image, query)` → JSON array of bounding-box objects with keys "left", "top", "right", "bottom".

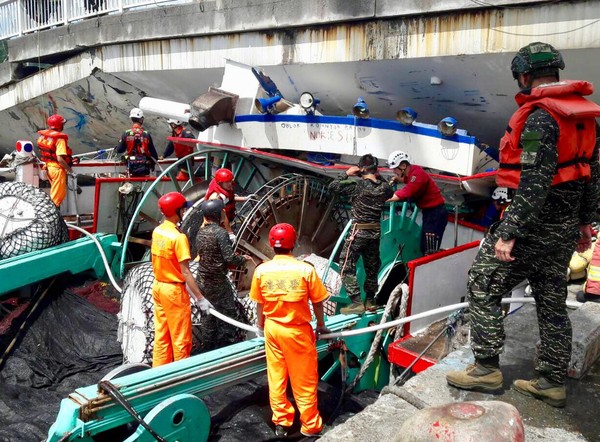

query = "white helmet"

[
  {"left": 167, "top": 119, "right": 183, "bottom": 126},
  {"left": 387, "top": 150, "right": 412, "bottom": 169},
  {"left": 129, "top": 108, "right": 144, "bottom": 119},
  {"left": 492, "top": 187, "right": 511, "bottom": 204}
]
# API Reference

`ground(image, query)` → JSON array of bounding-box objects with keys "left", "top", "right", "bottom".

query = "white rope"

[
  {"left": 347, "top": 282, "right": 408, "bottom": 391},
  {"left": 318, "top": 297, "right": 580, "bottom": 340}
]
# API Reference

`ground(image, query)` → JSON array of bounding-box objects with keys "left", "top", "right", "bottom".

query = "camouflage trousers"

[
  {"left": 468, "top": 224, "right": 578, "bottom": 384},
  {"left": 339, "top": 234, "right": 381, "bottom": 303},
  {"left": 197, "top": 276, "right": 246, "bottom": 352}
]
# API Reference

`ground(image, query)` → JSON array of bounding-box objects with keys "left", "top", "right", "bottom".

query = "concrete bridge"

[{"left": 0, "top": 0, "right": 599, "bottom": 154}]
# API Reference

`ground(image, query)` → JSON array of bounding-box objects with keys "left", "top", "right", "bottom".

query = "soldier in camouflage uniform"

[
  {"left": 329, "top": 154, "right": 393, "bottom": 315},
  {"left": 446, "top": 42, "right": 600, "bottom": 408},
  {"left": 195, "top": 199, "right": 253, "bottom": 351}
]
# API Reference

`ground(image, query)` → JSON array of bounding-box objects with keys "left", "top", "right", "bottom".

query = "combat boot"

[
  {"left": 340, "top": 302, "right": 365, "bottom": 315},
  {"left": 446, "top": 361, "right": 503, "bottom": 392},
  {"left": 365, "top": 298, "right": 378, "bottom": 311},
  {"left": 512, "top": 377, "right": 566, "bottom": 408}
]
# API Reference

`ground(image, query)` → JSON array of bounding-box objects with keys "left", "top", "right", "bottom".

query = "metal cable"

[{"left": 98, "top": 380, "right": 167, "bottom": 442}]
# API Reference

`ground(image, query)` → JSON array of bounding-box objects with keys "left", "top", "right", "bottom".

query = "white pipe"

[
  {"left": 206, "top": 308, "right": 260, "bottom": 333},
  {"left": 59, "top": 226, "right": 580, "bottom": 340},
  {"left": 139, "top": 97, "right": 191, "bottom": 122},
  {"left": 66, "top": 223, "right": 262, "bottom": 333}
]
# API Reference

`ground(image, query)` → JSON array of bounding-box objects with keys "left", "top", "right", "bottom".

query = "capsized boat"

[{"left": 0, "top": 61, "right": 503, "bottom": 441}]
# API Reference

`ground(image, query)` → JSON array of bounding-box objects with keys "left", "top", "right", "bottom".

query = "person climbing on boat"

[
  {"left": 329, "top": 154, "right": 393, "bottom": 315},
  {"left": 194, "top": 199, "right": 254, "bottom": 351},
  {"left": 249, "top": 223, "right": 330, "bottom": 438},
  {"left": 116, "top": 107, "right": 158, "bottom": 177},
  {"left": 446, "top": 41, "right": 600, "bottom": 408},
  {"left": 386, "top": 150, "right": 448, "bottom": 255},
  {"left": 205, "top": 167, "right": 252, "bottom": 240},
  {"left": 159, "top": 119, "right": 197, "bottom": 181},
  {"left": 37, "top": 114, "right": 73, "bottom": 207},
  {"left": 151, "top": 192, "right": 213, "bottom": 367}
]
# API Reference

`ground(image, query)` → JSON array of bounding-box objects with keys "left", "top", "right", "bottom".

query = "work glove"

[
  {"left": 256, "top": 327, "right": 264, "bottom": 338},
  {"left": 315, "top": 325, "right": 332, "bottom": 339},
  {"left": 196, "top": 297, "right": 214, "bottom": 315},
  {"left": 229, "top": 233, "right": 237, "bottom": 243}
]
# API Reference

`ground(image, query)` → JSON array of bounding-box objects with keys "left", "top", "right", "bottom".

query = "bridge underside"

[{"left": 1, "top": 0, "right": 599, "bottom": 154}]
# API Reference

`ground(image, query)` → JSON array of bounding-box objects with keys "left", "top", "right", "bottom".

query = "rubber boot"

[
  {"left": 446, "top": 359, "right": 503, "bottom": 393},
  {"left": 512, "top": 377, "right": 566, "bottom": 408}
]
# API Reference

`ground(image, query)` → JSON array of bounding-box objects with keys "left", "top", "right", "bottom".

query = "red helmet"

[
  {"left": 215, "top": 168, "right": 234, "bottom": 184},
  {"left": 47, "top": 114, "right": 66, "bottom": 130},
  {"left": 158, "top": 192, "right": 188, "bottom": 217},
  {"left": 269, "top": 223, "right": 297, "bottom": 249}
]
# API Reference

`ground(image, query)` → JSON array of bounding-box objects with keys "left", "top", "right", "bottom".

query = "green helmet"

[{"left": 511, "top": 42, "right": 565, "bottom": 79}]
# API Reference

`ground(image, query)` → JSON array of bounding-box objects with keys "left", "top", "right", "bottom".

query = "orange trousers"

[
  {"left": 152, "top": 281, "right": 192, "bottom": 367},
  {"left": 264, "top": 319, "right": 323, "bottom": 435},
  {"left": 46, "top": 164, "right": 67, "bottom": 207}
]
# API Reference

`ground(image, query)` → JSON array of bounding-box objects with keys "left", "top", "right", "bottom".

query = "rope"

[{"left": 345, "top": 282, "right": 407, "bottom": 392}]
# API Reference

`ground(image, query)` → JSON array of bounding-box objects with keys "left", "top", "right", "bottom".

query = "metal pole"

[
  {"left": 17, "top": 0, "right": 24, "bottom": 36},
  {"left": 453, "top": 204, "right": 459, "bottom": 247}
]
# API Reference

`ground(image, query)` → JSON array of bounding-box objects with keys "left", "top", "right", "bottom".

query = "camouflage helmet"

[{"left": 511, "top": 42, "right": 565, "bottom": 79}]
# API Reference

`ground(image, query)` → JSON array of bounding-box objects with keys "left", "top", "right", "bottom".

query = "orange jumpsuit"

[
  {"left": 44, "top": 138, "right": 68, "bottom": 206},
  {"left": 150, "top": 219, "right": 193, "bottom": 367},
  {"left": 249, "top": 255, "right": 329, "bottom": 435}
]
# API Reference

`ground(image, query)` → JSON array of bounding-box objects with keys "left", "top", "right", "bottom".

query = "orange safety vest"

[
  {"left": 172, "top": 127, "right": 194, "bottom": 158},
  {"left": 37, "top": 129, "right": 73, "bottom": 166},
  {"left": 125, "top": 124, "right": 152, "bottom": 158},
  {"left": 497, "top": 80, "right": 600, "bottom": 189}
]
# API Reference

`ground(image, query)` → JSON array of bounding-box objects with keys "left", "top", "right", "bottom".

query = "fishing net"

[
  {"left": 0, "top": 283, "right": 122, "bottom": 442},
  {"left": 118, "top": 261, "right": 249, "bottom": 364},
  {"left": 0, "top": 182, "right": 68, "bottom": 259}
]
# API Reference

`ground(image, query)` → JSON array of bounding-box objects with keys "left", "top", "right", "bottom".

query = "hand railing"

[{"left": 0, "top": 0, "right": 194, "bottom": 40}]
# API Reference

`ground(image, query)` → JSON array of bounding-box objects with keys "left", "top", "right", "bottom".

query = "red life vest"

[
  {"left": 172, "top": 127, "right": 194, "bottom": 158},
  {"left": 125, "top": 124, "right": 152, "bottom": 158},
  {"left": 497, "top": 80, "right": 600, "bottom": 189},
  {"left": 206, "top": 178, "right": 236, "bottom": 221},
  {"left": 37, "top": 129, "right": 73, "bottom": 166}
]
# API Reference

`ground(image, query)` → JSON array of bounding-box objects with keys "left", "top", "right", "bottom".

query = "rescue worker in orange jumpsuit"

[
  {"left": 37, "top": 114, "right": 73, "bottom": 207},
  {"left": 249, "top": 223, "right": 331, "bottom": 438},
  {"left": 159, "top": 119, "right": 196, "bottom": 181},
  {"left": 151, "top": 192, "right": 213, "bottom": 367},
  {"left": 205, "top": 168, "right": 252, "bottom": 239},
  {"left": 116, "top": 108, "right": 158, "bottom": 177}
]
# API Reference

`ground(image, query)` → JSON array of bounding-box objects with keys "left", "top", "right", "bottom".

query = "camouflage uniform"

[
  {"left": 470, "top": 109, "right": 599, "bottom": 384},
  {"left": 195, "top": 222, "right": 247, "bottom": 351},
  {"left": 329, "top": 175, "right": 393, "bottom": 303}
]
